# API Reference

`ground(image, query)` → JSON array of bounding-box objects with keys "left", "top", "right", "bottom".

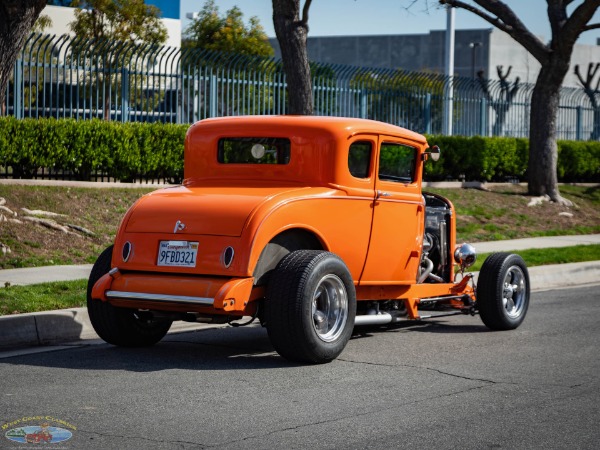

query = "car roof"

[{"left": 189, "top": 115, "right": 427, "bottom": 146}]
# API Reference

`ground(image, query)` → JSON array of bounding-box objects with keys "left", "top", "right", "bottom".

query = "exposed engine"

[{"left": 419, "top": 193, "right": 453, "bottom": 283}]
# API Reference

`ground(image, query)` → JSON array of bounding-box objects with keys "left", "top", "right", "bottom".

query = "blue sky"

[{"left": 180, "top": 0, "right": 600, "bottom": 45}]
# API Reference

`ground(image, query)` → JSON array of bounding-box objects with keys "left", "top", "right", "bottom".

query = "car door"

[{"left": 359, "top": 137, "right": 425, "bottom": 284}]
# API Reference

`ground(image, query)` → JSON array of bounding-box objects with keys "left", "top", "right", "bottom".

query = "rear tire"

[
  {"left": 87, "top": 246, "right": 172, "bottom": 346},
  {"left": 265, "top": 250, "right": 356, "bottom": 363},
  {"left": 477, "top": 252, "right": 530, "bottom": 330}
]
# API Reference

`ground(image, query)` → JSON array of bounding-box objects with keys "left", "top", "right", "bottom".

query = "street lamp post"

[
  {"left": 444, "top": 6, "right": 455, "bottom": 136},
  {"left": 469, "top": 42, "right": 482, "bottom": 79}
]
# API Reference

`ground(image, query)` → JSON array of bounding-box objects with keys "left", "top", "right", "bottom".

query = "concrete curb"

[
  {"left": 527, "top": 260, "right": 600, "bottom": 290},
  {"left": 1, "top": 261, "right": 598, "bottom": 350},
  {"left": 0, "top": 308, "right": 223, "bottom": 349},
  {"left": 0, "top": 307, "right": 97, "bottom": 348}
]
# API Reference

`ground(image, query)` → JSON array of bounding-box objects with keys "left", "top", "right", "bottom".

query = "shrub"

[
  {"left": 0, "top": 118, "right": 187, "bottom": 182},
  {"left": 0, "top": 118, "right": 597, "bottom": 183}
]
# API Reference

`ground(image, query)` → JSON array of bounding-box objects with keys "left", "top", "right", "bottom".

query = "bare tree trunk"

[
  {"left": 0, "top": 0, "right": 47, "bottom": 113},
  {"left": 592, "top": 109, "right": 600, "bottom": 140},
  {"left": 438, "top": 0, "right": 599, "bottom": 204},
  {"left": 272, "top": 0, "right": 313, "bottom": 115},
  {"left": 528, "top": 62, "right": 572, "bottom": 205},
  {"left": 574, "top": 63, "right": 600, "bottom": 140}
]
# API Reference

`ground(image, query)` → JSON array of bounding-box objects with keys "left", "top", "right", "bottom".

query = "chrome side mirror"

[{"left": 424, "top": 145, "right": 441, "bottom": 162}]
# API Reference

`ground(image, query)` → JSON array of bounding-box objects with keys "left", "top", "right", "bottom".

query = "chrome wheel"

[
  {"left": 502, "top": 266, "right": 527, "bottom": 319},
  {"left": 312, "top": 274, "right": 348, "bottom": 342}
]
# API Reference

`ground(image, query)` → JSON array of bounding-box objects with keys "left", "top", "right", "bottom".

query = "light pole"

[
  {"left": 469, "top": 42, "right": 482, "bottom": 79},
  {"left": 444, "top": 6, "right": 455, "bottom": 136}
]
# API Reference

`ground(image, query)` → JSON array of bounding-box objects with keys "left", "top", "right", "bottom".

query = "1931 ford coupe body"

[{"left": 88, "top": 116, "right": 530, "bottom": 363}]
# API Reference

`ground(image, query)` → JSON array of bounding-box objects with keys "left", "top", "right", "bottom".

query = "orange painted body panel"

[{"left": 93, "top": 115, "right": 470, "bottom": 316}]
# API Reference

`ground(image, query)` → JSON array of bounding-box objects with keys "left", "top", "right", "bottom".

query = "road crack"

[
  {"left": 206, "top": 384, "right": 490, "bottom": 448},
  {"left": 337, "top": 356, "right": 506, "bottom": 385}
]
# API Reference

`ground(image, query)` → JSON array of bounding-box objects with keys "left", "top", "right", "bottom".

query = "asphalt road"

[{"left": 1, "top": 285, "right": 599, "bottom": 449}]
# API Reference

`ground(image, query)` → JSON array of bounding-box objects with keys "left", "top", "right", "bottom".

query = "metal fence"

[{"left": 3, "top": 33, "right": 598, "bottom": 140}]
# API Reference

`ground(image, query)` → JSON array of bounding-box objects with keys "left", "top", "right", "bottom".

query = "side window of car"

[
  {"left": 378, "top": 143, "right": 416, "bottom": 183},
  {"left": 348, "top": 141, "right": 372, "bottom": 178}
]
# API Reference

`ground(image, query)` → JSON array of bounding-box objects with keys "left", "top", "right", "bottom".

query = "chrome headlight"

[{"left": 454, "top": 243, "right": 477, "bottom": 270}]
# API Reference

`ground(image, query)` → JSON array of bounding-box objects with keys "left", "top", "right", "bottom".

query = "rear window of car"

[{"left": 218, "top": 138, "right": 291, "bottom": 164}]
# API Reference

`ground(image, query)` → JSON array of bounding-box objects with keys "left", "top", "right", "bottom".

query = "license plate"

[{"left": 157, "top": 241, "right": 199, "bottom": 267}]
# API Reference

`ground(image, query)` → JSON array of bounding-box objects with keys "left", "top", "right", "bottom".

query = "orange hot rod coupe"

[{"left": 88, "top": 116, "right": 530, "bottom": 363}]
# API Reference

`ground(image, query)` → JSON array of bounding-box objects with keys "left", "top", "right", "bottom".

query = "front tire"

[
  {"left": 87, "top": 246, "right": 172, "bottom": 346},
  {"left": 477, "top": 252, "right": 530, "bottom": 330},
  {"left": 265, "top": 250, "right": 356, "bottom": 363}
]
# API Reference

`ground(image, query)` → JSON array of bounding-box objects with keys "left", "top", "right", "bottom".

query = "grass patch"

[
  {"left": 0, "top": 279, "right": 87, "bottom": 316},
  {"left": 0, "top": 185, "right": 153, "bottom": 269},
  {"left": 1, "top": 184, "right": 598, "bottom": 269},
  {"left": 427, "top": 185, "right": 600, "bottom": 242},
  {"left": 470, "top": 244, "right": 600, "bottom": 272}
]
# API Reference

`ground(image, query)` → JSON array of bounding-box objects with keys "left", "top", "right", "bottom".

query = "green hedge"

[
  {"left": 0, "top": 117, "right": 187, "bottom": 182},
  {"left": 424, "top": 135, "right": 530, "bottom": 181},
  {"left": 556, "top": 140, "right": 600, "bottom": 182},
  {"left": 426, "top": 134, "right": 599, "bottom": 182},
  {"left": 0, "top": 117, "right": 598, "bottom": 182}
]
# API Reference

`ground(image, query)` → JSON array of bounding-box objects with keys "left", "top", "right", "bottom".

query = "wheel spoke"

[{"left": 504, "top": 296, "right": 515, "bottom": 312}]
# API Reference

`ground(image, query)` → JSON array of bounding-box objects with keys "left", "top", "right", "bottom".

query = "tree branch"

[
  {"left": 589, "top": 62, "right": 600, "bottom": 83},
  {"left": 439, "top": 0, "right": 549, "bottom": 63},
  {"left": 547, "top": 0, "right": 569, "bottom": 39},
  {"left": 574, "top": 64, "right": 588, "bottom": 88},
  {"left": 300, "top": 0, "right": 312, "bottom": 27},
  {"left": 583, "top": 22, "right": 600, "bottom": 31},
  {"left": 574, "top": 62, "right": 600, "bottom": 94},
  {"left": 560, "top": 0, "right": 600, "bottom": 45},
  {"left": 440, "top": 0, "right": 511, "bottom": 34}
]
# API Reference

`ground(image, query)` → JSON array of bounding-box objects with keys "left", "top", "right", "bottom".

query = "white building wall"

[
  {"left": 42, "top": 4, "right": 181, "bottom": 48},
  {"left": 43, "top": 5, "right": 76, "bottom": 38},
  {"left": 489, "top": 28, "right": 600, "bottom": 88},
  {"left": 488, "top": 29, "right": 541, "bottom": 85}
]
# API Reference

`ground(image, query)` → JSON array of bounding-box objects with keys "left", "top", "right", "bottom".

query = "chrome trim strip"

[{"left": 106, "top": 290, "right": 213, "bottom": 306}]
